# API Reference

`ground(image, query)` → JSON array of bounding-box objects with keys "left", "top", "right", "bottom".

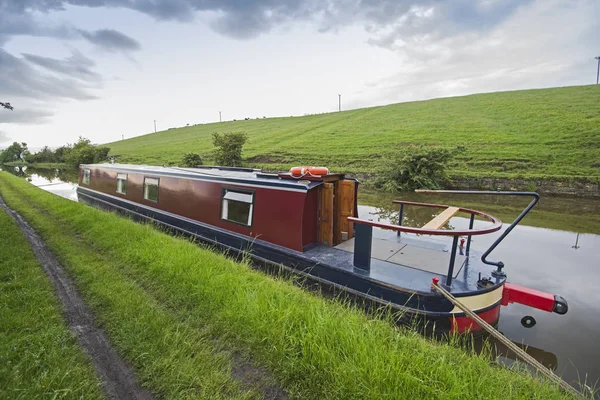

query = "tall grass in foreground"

[
  {"left": 0, "top": 207, "right": 103, "bottom": 399},
  {"left": 0, "top": 172, "right": 578, "bottom": 399}
]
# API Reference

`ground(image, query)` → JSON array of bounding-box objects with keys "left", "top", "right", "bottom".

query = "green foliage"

[
  {"left": 0, "top": 142, "right": 28, "bottom": 163},
  {"left": 63, "top": 137, "right": 111, "bottom": 167},
  {"left": 373, "top": 146, "right": 455, "bottom": 192},
  {"left": 105, "top": 85, "right": 600, "bottom": 181},
  {"left": 181, "top": 153, "right": 203, "bottom": 167},
  {"left": 24, "top": 145, "right": 56, "bottom": 164},
  {"left": 212, "top": 132, "right": 248, "bottom": 167},
  {"left": 53, "top": 146, "right": 69, "bottom": 163}
]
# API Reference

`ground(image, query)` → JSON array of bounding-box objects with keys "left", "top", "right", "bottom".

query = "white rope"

[{"left": 432, "top": 282, "right": 583, "bottom": 399}]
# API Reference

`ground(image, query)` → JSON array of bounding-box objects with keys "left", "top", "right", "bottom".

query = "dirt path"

[{"left": 0, "top": 196, "right": 154, "bottom": 400}]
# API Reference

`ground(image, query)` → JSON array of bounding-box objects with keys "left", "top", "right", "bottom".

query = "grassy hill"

[{"left": 107, "top": 85, "right": 600, "bottom": 181}]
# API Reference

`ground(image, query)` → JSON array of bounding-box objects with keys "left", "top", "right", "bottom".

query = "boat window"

[
  {"left": 221, "top": 189, "right": 253, "bottom": 226},
  {"left": 82, "top": 169, "right": 91, "bottom": 185},
  {"left": 143, "top": 177, "right": 159, "bottom": 202},
  {"left": 116, "top": 173, "right": 127, "bottom": 194}
]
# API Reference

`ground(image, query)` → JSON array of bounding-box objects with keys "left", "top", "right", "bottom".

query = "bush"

[
  {"left": 0, "top": 142, "right": 28, "bottom": 163},
  {"left": 63, "top": 137, "right": 111, "bottom": 167},
  {"left": 212, "top": 132, "right": 247, "bottom": 167},
  {"left": 25, "top": 146, "right": 56, "bottom": 164},
  {"left": 372, "top": 146, "right": 456, "bottom": 192},
  {"left": 180, "top": 153, "right": 203, "bottom": 167}
]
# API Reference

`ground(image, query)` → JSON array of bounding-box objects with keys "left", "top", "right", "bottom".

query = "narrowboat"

[{"left": 76, "top": 164, "right": 568, "bottom": 334}]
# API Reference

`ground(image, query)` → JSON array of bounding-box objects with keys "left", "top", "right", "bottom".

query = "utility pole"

[
  {"left": 219, "top": 111, "right": 222, "bottom": 122},
  {"left": 338, "top": 94, "right": 341, "bottom": 112},
  {"left": 596, "top": 56, "right": 600, "bottom": 84},
  {"left": 153, "top": 119, "right": 157, "bottom": 133}
]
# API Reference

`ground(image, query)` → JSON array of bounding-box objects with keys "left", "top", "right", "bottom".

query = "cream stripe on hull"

[{"left": 450, "top": 286, "right": 503, "bottom": 314}]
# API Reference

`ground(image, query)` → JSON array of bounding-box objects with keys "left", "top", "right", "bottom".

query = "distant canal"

[{"left": 5, "top": 165, "right": 600, "bottom": 393}]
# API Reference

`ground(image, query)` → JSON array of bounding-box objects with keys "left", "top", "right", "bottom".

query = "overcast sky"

[{"left": 1, "top": 0, "right": 598, "bottom": 149}]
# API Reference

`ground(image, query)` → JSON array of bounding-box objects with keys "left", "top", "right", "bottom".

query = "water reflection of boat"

[
  {"left": 478, "top": 335, "right": 559, "bottom": 370},
  {"left": 76, "top": 163, "right": 569, "bottom": 334}
]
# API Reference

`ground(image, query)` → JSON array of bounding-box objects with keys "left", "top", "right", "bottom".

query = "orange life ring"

[{"left": 290, "top": 166, "right": 329, "bottom": 177}]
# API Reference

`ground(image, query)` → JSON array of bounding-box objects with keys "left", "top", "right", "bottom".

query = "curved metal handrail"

[
  {"left": 415, "top": 190, "right": 540, "bottom": 277},
  {"left": 347, "top": 206, "right": 502, "bottom": 236}
]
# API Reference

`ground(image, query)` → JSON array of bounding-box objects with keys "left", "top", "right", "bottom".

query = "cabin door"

[
  {"left": 318, "top": 183, "right": 334, "bottom": 246},
  {"left": 318, "top": 179, "right": 356, "bottom": 247},
  {"left": 337, "top": 180, "right": 356, "bottom": 243}
]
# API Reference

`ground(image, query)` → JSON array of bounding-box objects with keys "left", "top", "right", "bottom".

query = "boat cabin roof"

[{"left": 81, "top": 163, "right": 326, "bottom": 191}]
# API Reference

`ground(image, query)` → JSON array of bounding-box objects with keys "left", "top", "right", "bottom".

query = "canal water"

[{"left": 4, "top": 166, "right": 600, "bottom": 393}]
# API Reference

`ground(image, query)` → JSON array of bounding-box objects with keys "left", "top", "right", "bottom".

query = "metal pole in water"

[{"left": 572, "top": 233, "right": 580, "bottom": 249}]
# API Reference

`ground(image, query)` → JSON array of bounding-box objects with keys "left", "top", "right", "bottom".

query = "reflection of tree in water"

[
  {"left": 11, "top": 166, "right": 29, "bottom": 177},
  {"left": 29, "top": 167, "right": 58, "bottom": 182},
  {"left": 54, "top": 168, "right": 79, "bottom": 184},
  {"left": 4, "top": 165, "right": 79, "bottom": 184},
  {"left": 368, "top": 203, "right": 455, "bottom": 230}
]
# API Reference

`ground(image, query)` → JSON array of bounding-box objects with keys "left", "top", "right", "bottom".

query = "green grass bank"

[
  {"left": 107, "top": 85, "right": 600, "bottom": 183},
  {"left": 0, "top": 172, "right": 577, "bottom": 399},
  {"left": 0, "top": 203, "right": 103, "bottom": 399}
]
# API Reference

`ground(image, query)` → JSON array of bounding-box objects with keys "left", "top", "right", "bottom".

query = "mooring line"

[
  {"left": 432, "top": 281, "right": 584, "bottom": 399},
  {"left": 0, "top": 195, "right": 153, "bottom": 400}
]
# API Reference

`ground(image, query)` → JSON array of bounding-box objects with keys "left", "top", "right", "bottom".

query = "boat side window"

[
  {"left": 143, "top": 177, "right": 159, "bottom": 202},
  {"left": 116, "top": 173, "right": 127, "bottom": 194},
  {"left": 221, "top": 188, "right": 254, "bottom": 227},
  {"left": 82, "top": 169, "right": 91, "bottom": 185}
]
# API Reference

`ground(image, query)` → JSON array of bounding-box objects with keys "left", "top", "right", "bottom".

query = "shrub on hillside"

[
  {"left": 373, "top": 146, "right": 456, "bottom": 192},
  {"left": 212, "top": 132, "right": 248, "bottom": 167},
  {"left": 181, "top": 153, "right": 203, "bottom": 167},
  {"left": 63, "top": 137, "right": 111, "bottom": 167}
]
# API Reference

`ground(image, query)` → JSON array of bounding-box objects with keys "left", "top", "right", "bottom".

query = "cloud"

[
  {"left": 21, "top": 50, "right": 101, "bottom": 80},
  {"left": 0, "top": 107, "right": 53, "bottom": 125},
  {"left": 1, "top": 2, "right": 140, "bottom": 52},
  {"left": 0, "top": 48, "right": 100, "bottom": 101},
  {"left": 79, "top": 29, "right": 141, "bottom": 52},
  {"left": 0, "top": 3, "right": 131, "bottom": 128},
  {"left": 1, "top": 0, "right": 530, "bottom": 41},
  {"left": 0, "top": 130, "right": 10, "bottom": 143},
  {"left": 347, "top": 0, "right": 600, "bottom": 107}
]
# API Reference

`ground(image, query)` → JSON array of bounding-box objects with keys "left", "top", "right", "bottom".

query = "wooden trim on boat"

[{"left": 422, "top": 206, "right": 460, "bottom": 230}]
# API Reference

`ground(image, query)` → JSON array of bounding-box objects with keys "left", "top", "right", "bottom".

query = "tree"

[
  {"left": 181, "top": 153, "right": 203, "bottom": 167},
  {"left": 53, "top": 146, "right": 70, "bottom": 163},
  {"left": 63, "top": 137, "right": 111, "bottom": 167},
  {"left": 0, "top": 142, "right": 28, "bottom": 163},
  {"left": 25, "top": 145, "right": 56, "bottom": 164},
  {"left": 372, "top": 146, "right": 456, "bottom": 192},
  {"left": 212, "top": 132, "right": 248, "bottom": 167}
]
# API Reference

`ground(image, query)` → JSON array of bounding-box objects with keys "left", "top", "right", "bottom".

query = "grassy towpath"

[
  {"left": 107, "top": 85, "right": 600, "bottom": 182},
  {"left": 0, "top": 201, "right": 103, "bottom": 399},
  {"left": 0, "top": 171, "right": 580, "bottom": 399}
]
